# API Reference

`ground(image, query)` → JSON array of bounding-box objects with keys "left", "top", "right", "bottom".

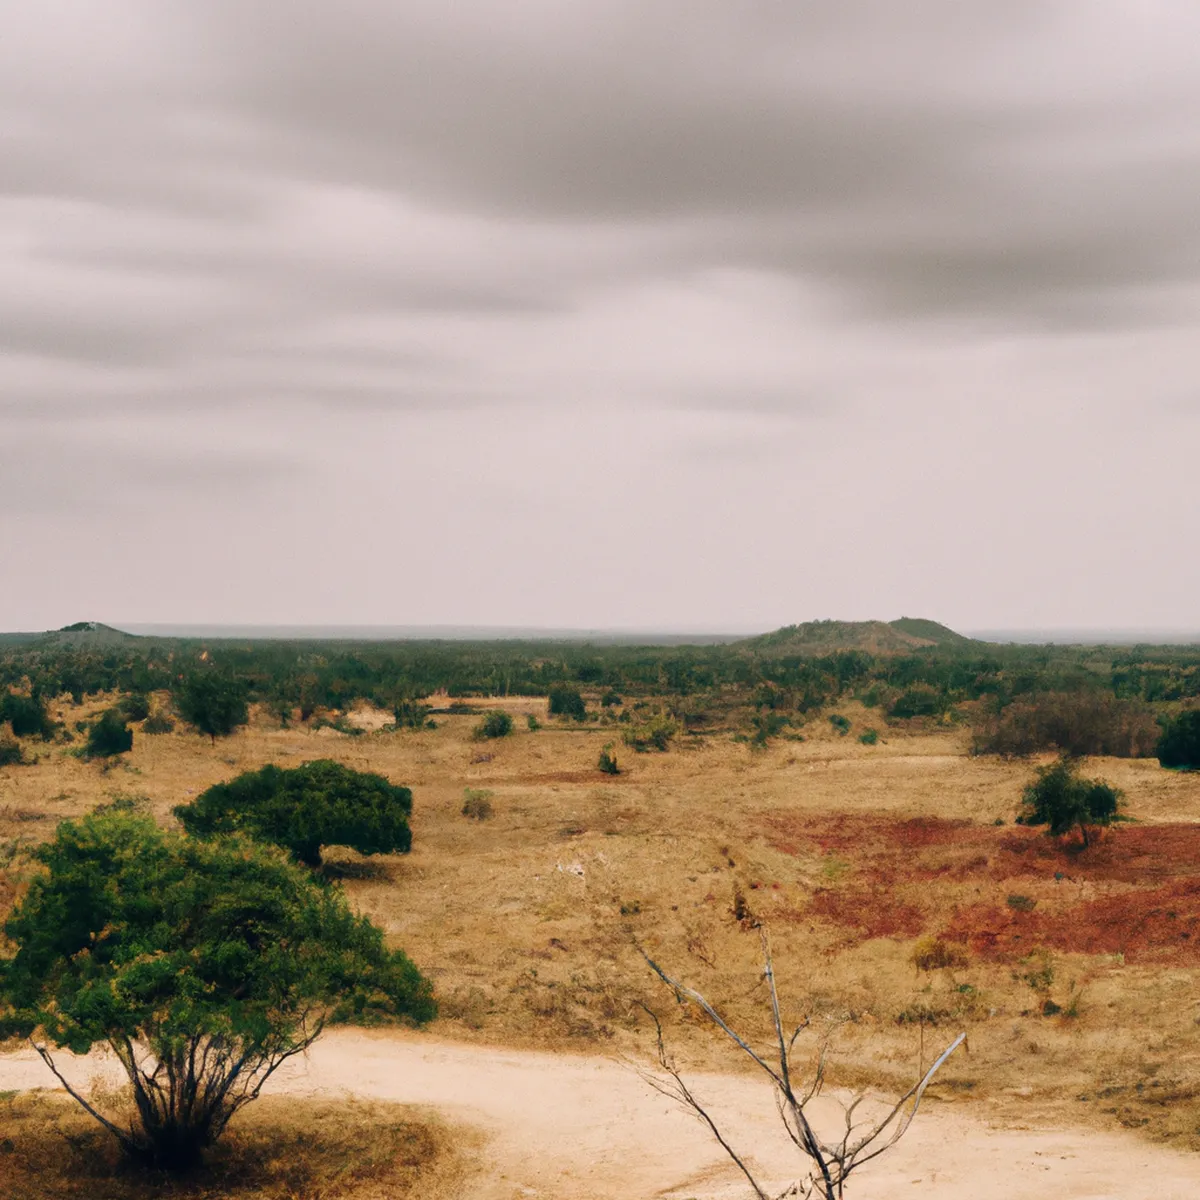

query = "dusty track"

[{"left": 4, "top": 1030, "right": 1198, "bottom": 1199}]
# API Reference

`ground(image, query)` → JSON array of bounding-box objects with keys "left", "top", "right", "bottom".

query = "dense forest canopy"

[{"left": 1, "top": 621, "right": 1197, "bottom": 733}]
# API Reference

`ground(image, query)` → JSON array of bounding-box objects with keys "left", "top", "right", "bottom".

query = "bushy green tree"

[
  {"left": 598, "top": 743, "right": 620, "bottom": 774},
  {"left": 1157, "top": 710, "right": 1200, "bottom": 770},
  {"left": 548, "top": 685, "right": 587, "bottom": 721},
  {"left": 1017, "top": 756, "right": 1123, "bottom": 847},
  {"left": 475, "top": 710, "right": 513, "bottom": 739},
  {"left": 173, "top": 672, "right": 249, "bottom": 743},
  {"left": 0, "top": 693, "right": 52, "bottom": 739},
  {"left": 175, "top": 759, "right": 413, "bottom": 867},
  {"left": 0, "top": 808, "right": 434, "bottom": 1169},
  {"left": 119, "top": 692, "right": 151, "bottom": 721},
  {"left": 393, "top": 697, "right": 433, "bottom": 730},
  {"left": 84, "top": 708, "right": 133, "bottom": 758}
]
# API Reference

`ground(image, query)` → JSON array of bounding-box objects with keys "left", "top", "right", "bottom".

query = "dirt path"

[{"left": 3, "top": 1031, "right": 1198, "bottom": 1199}]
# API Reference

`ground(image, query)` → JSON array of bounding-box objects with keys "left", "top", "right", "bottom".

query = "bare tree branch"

[{"left": 636, "top": 934, "right": 965, "bottom": 1200}]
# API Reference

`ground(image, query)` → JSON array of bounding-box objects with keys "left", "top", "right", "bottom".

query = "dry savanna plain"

[{"left": 3, "top": 688, "right": 1200, "bottom": 1198}]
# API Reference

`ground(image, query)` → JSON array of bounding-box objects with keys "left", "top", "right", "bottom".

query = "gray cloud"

[{"left": 2, "top": 2, "right": 1199, "bottom": 629}]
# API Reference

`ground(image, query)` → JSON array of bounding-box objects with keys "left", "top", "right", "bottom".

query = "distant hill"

[
  {"left": 743, "top": 617, "right": 974, "bottom": 656},
  {"left": 886, "top": 617, "right": 973, "bottom": 647},
  {"left": 29, "top": 622, "right": 145, "bottom": 650}
]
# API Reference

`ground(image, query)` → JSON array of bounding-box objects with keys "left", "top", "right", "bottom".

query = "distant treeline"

[{"left": 2, "top": 636, "right": 1198, "bottom": 727}]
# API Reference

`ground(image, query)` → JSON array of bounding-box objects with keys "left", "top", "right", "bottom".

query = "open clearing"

[{"left": 3, "top": 696, "right": 1200, "bottom": 1195}]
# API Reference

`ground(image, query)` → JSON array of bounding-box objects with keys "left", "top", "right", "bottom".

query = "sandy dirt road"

[{"left": 3, "top": 1030, "right": 1198, "bottom": 1200}]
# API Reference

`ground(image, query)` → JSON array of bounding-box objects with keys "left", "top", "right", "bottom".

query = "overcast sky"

[{"left": 2, "top": 2, "right": 1198, "bottom": 633}]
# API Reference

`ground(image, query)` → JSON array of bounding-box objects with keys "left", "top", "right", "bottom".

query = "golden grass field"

[{"left": 3, "top": 692, "right": 1200, "bottom": 1194}]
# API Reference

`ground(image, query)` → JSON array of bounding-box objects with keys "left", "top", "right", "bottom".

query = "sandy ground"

[{"left": 3, "top": 1031, "right": 1198, "bottom": 1200}]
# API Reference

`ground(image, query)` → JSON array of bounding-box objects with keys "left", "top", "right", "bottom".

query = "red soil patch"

[
  {"left": 942, "top": 879, "right": 1200, "bottom": 963},
  {"left": 766, "top": 813, "right": 1200, "bottom": 963}
]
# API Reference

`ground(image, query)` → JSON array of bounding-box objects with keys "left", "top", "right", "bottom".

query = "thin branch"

[
  {"left": 636, "top": 1002, "right": 772, "bottom": 1200},
  {"left": 32, "top": 1042, "right": 139, "bottom": 1153}
]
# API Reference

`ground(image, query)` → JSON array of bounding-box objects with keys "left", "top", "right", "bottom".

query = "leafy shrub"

[
  {"left": 598, "top": 743, "right": 620, "bottom": 774},
  {"left": 858, "top": 728, "right": 879, "bottom": 745},
  {"left": 1006, "top": 893, "right": 1037, "bottom": 912},
  {"left": 142, "top": 711, "right": 175, "bottom": 734},
  {"left": 828, "top": 713, "right": 851, "bottom": 736},
  {"left": 1017, "top": 756, "right": 1123, "bottom": 847},
  {"left": 174, "top": 672, "right": 249, "bottom": 743},
  {"left": 119, "top": 692, "right": 151, "bottom": 722},
  {"left": 84, "top": 709, "right": 133, "bottom": 759},
  {"left": 393, "top": 697, "right": 433, "bottom": 730},
  {"left": 972, "top": 692, "right": 1158, "bottom": 758},
  {"left": 175, "top": 759, "right": 414, "bottom": 867},
  {"left": 0, "top": 725, "right": 23, "bottom": 766},
  {"left": 624, "top": 713, "right": 678, "bottom": 752},
  {"left": 0, "top": 694, "right": 52, "bottom": 740},
  {"left": 601, "top": 691, "right": 623, "bottom": 708},
  {"left": 750, "top": 712, "right": 788, "bottom": 748},
  {"left": 0, "top": 807, "right": 433, "bottom": 1169},
  {"left": 1157, "top": 710, "right": 1200, "bottom": 770},
  {"left": 526, "top": 713, "right": 541, "bottom": 731},
  {"left": 548, "top": 685, "right": 587, "bottom": 721},
  {"left": 475, "top": 710, "right": 513, "bottom": 739},
  {"left": 461, "top": 788, "right": 494, "bottom": 820},
  {"left": 887, "top": 686, "right": 944, "bottom": 720}
]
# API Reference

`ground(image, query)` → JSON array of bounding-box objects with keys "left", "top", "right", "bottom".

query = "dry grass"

[
  {"left": 3, "top": 693, "right": 1200, "bottom": 1155},
  {"left": 0, "top": 1091, "right": 464, "bottom": 1200}
]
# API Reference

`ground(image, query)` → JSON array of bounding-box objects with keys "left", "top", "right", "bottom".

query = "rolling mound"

[
  {"left": 744, "top": 617, "right": 972, "bottom": 655},
  {"left": 32, "top": 621, "right": 144, "bottom": 649}
]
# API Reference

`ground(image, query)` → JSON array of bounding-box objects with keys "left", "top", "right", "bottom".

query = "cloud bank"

[{"left": 2, "top": 2, "right": 1198, "bottom": 629}]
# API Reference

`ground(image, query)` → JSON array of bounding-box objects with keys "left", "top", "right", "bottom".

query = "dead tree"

[{"left": 639, "top": 934, "right": 965, "bottom": 1200}]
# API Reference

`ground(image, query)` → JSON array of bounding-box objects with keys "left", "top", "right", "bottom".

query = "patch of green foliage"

[
  {"left": 598, "top": 743, "right": 620, "bottom": 774},
  {"left": 1157, "top": 709, "right": 1200, "bottom": 770},
  {"left": 393, "top": 697, "right": 434, "bottom": 730},
  {"left": 548, "top": 684, "right": 587, "bottom": 721},
  {"left": 0, "top": 693, "right": 52, "bottom": 739},
  {"left": 888, "top": 685, "right": 943, "bottom": 719},
  {"left": 474, "top": 710, "right": 513, "bottom": 739},
  {"left": 828, "top": 713, "right": 851, "bottom": 736},
  {"left": 0, "top": 806, "right": 433, "bottom": 1169},
  {"left": 624, "top": 713, "right": 677, "bottom": 752},
  {"left": 750, "top": 711, "right": 788, "bottom": 748},
  {"left": 173, "top": 672, "right": 249, "bottom": 742},
  {"left": 84, "top": 708, "right": 133, "bottom": 759},
  {"left": 858, "top": 728, "right": 879, "bottom": 745},
  {"left": 118, "top": 692, "right": 151, "bottom": 721},
  {"left": 175, "top": 759, "right": 413, "bottom": 867},
  {"left": 1017, "top": 756, "right": 1123, "bottom": 847}
]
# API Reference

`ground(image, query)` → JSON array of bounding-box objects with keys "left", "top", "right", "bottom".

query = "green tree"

[
  {"left": 475, "top": 709, "right": 513, "bottom": 739},
  {"left": 0, "top": 808, "right": 434, "bottom": 1169},
  {"left": 1017, "top": 756, "right": 1123, "bottom": 847},
  {"left": 175, "top": 759, "right": 413, "bottom": 867},
  {"left": 393, "top": 696, "right": 433, "bottom": 730},
  {"left": 119, "top": 692, "right": 151, "bottom": 722},
  {"left": 1157, "top": 710, "right": 1200, "bottom": 770},
  {"left": 173, "top": 672, "right": 249, "bottom": 743},
  {"left": 84, "top": 708, "right": 133, "bottom": 758},
  {"left": 548, "top": 685, "right": 587, "bottom": 721},
  {"left": 0, "top": 693, "right": 52, "bottom": 739},
  {"left": 598, "top": 743, "right": 620, "bottom": 774}
]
